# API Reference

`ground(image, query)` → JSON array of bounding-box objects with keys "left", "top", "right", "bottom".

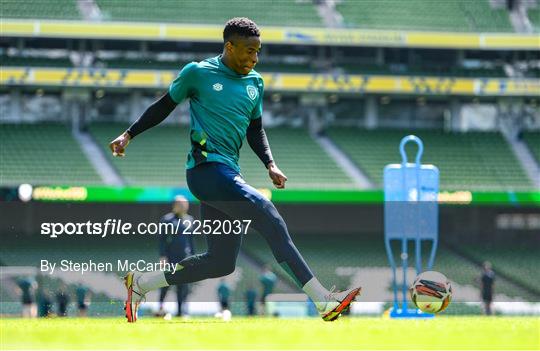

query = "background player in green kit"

[{"left": 109, "top": 17, "right": 361, "bottom": 323}]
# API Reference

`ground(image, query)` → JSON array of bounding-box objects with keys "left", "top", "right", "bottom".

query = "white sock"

[
  {"left": 136, "top": 271, "right": 169, "bottom": 293},
  {"left": 302, "top": 277, "right": 329, "bottom": 311}
]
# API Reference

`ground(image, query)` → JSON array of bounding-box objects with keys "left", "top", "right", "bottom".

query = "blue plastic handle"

[{"left": 399, "top": 135, "right": 423, "bottom": 166}]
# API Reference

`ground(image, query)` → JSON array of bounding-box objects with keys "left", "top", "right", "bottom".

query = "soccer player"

[
  {"left": 259, "top": 264, "right": 277, "bottom": 313},
  {"left": 157, "top": 195, "right": 194, "bottom": 317},
  {"left": 217, "top": 278, "right": 231, "bottom": 313},
  {"left": 16, "top": 276, "right": 37, "bottom": 318},
  {"left": 55, "top": 283, "right": 70, "bottom": 317},
  {"left": 480, "top": 261, "right": 495, "bottom": 315},
  {"left": 75, "top": 283, "right": 91, "bottom": 317},
  {"left": 109, "top": 17, "right": 361, "bottom": 322}
]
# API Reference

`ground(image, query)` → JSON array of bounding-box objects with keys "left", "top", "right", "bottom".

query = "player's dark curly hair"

[{"left": 223, "top": 17, "right": 260, "bottom": 43}]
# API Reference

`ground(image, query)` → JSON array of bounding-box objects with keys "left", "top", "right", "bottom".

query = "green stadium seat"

[
  {"left": 336, "top": 0, "right": 513, "bottom": 32},
  {"left": 527, "top": 8, "right": 540, "bottom": 32},
  {"left": 89, "top": 123, "right": 191, "bottom": 187},
  {"left": 239, "top": 128, "right": 355, "bottom": 189},
  {"left": 96, "top": 0, "right": 322, "bottom": 27},
  {"left": 326, "top": 128, "right": 532, "bottom": 191},
  {"left": 0, "top": 123, "right": 102, "bottom": 186},
  {"left": 522, "top": 132, "right": 540, "bottom": 164},
  {"left": 1, "top": 0, "right": 80, "bottom": 20}
]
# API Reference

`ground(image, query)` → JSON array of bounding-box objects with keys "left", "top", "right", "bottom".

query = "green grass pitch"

[{"left": 1, "top": 316, "right": 538, "bottom": 350}]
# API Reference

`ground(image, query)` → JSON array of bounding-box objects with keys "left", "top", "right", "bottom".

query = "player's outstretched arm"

[
  {"left": 246, "top": 118, "right": 287, "bottom": 188},
  {"left": 109, "top": 92, "right": 178, "bottom": 157}
]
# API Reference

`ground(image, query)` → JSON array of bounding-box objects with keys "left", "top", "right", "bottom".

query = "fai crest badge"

[{"left": 246, "top": 85, "right": 258, "bottom": 100}]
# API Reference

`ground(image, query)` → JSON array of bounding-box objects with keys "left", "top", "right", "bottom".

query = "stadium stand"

[
  {"left": 1, "top": 0, "right": 515, "bottom": 33},
  {"left": 90, "top": 59, "right": 315, "bottom": 73},
  {"left": 458, "top": 243, "right": 540, "bottom": 296},
  {"left": 89, "top": 123, "right": 190, "bottom": 186},
  {"left": 96, "top": 58, "right": 184, "bottom": 71},
  {"left": 522, "top": 132, "right": 540, "bottom": 164},
  {"left": 239, "top": 127, "right": 355, "bottom": 189},
  {"left": 326, "top": 128, "right": 532, "bottom": 191},
  {"left": 340, "top": 63, "right": 508, "bottom": 78},
  {"left": 1, "top": 0, "right": 81, "bottom": 20},
  {"left": 2, "top": 122, "right": 531, "bottom": 190},
  {"left": 89, "top": 124, "right": 354, "bottom": 189},
  {"left": 96, "top": 0, "right": 322, "bottom": 27},
  {"left": 0, "top": 234, "right": 287, "bottom": 316},
  {"left": 0, "top": 54, "right": 509, "bottom": 78},
  {"left": 0, "top": 123, "right": 102, "bottom": 186},
  {"left": 336, "top": 0, "right": 514, "bottom": 32},
  {"left": 241, "top": 232, "right": 539, "bottom": 302},
  {"left": 0, "top": 55, "right": 74, "bottom": 68},
  {"left": 527, "top": 7, "right": 540, "bottom": 32}
]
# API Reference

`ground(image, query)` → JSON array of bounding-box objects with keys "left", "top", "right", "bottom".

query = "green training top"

[{"left": 169, "top": 55, "right": 264, "bottom": 173}]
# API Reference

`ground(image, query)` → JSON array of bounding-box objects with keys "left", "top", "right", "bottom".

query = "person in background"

[
  {"left": 217, "top": 278, "right": 231, "bottom": 313},
  {"left": 56, "top": 283, "right": 70, "bottom": 317},
  {"left": 76, "top": 283, "right": 91, "bottom": 317},
  {"left": 245, "top": 285, "right": 257, "bottom": 316},
  {"left": 158, "top": 195, "right": 195, "bottom": 317},
  {"left": 16, "top": 276, "right": 37, "bottom": 318},
  {"left": 259, "top": 264, "right": 277, "bottom": 313},
  {"left": 480, "top": 261, "right": 495, "bottom": 316},
  {"left": 35, "top": 275, "right": 52, "bottom": 318}
]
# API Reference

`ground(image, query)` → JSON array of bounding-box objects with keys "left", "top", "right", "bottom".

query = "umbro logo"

[{"left": 213, "top": 83, "right": 223, "bottom": 91}]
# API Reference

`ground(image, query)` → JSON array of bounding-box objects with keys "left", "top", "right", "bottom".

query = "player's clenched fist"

[
  {"left": 267, "top": 162, "right": 288, "bottom": 189},
  {"left": 109, "top": 131, "right": 131, "bottom": 157}
]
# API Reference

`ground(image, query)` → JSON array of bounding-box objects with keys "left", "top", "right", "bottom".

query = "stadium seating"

[
  {"left": 239, "top": 127, "right": 355, "bottom": 189},
  {"left": 242, "top": 232, "right": 385, "bottom": 289},
  {"left": 0, "top": 55, "right": 74, "bottom": 68},
  {"left": 241, "top": 232, "right": 538, "bottom": 302},
  {"left": 96, "top": 0, "right": 322, "bottom": 27},
  {"left": 336, "top": 0, "right": 513, "bottom": 32},
  {"left": 1, "top": 0, "right": 80, "bottom": 20},
  {"left": 89, "top": 123, "right": 190, "bottom": 186},
  {"left": 97, "top": 58, "right": 184, "bottom": 71},
  {"left": 95, "top": 59, "right": 315, "bottom": 73},
  {"left": 2, "top": 54, "right": 509, "bottom": 78},
  {"left": 527, "top": 7, "right": 540, "bottom": 32},
  {"left": 340, "top": 63, "right": 507, "bottom": 78},
  {"left": 1, "top": 122, "right": 533, "bottom": 191},
  {"left": 99, "top": 59, "right": 508, "bottom": 77},
  {"left": 522, "top": 132, "right": 540, "bottom": 164},
  {"left": 459, "top": 243, "right": 540, "bottom": 296},
  {"left": 0, "top": 234, "right": 286, "bottom": 316},
  {"left": 0, "top": 123, "right": 102, "bottom": 186},
  {"left": 92, "top": 58, "right": 313, "bottom": 74},
  {"left": 1, "top": 230, "right": 537, "bottom": 317},
  {"left": 2, "top": 0, "right": 515, "bottom": 33},
  {"left": 326, "top": 128, "right": 532, "bottom": 190},
  {"left": 89, "top": 123, "right": 355, "bottom": 189}
]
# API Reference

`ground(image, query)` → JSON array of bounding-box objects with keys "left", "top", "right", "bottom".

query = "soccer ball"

[{"left": 410, "top": 271, "right": 452, "bottom": 314}]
